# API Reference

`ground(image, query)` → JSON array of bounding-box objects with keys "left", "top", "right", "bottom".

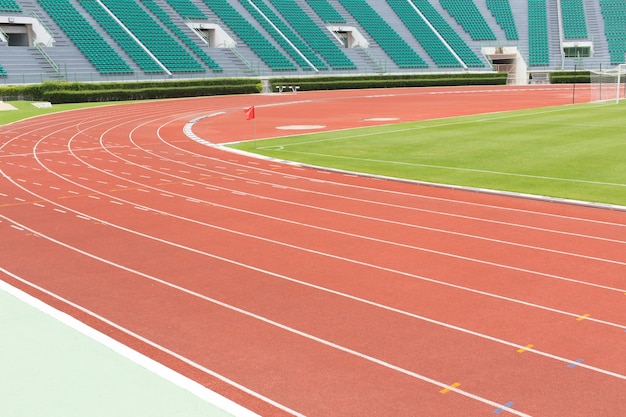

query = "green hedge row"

[
  {"left": 43, "top": 78, "right": 257, "bottom": 91},
  {"left": 270, "top": 73, "right": 508, "bottom": 91},
  {"left": 4, "top": 71, "right": 574, "bottom": 103},
  {"left": 42, "top": 84, "right": 260, "bottom": 103},
  {"left": 0, "top": 78, "right": 261, "bottom": 103},
  {"left": 549, "top": 71, "right": 591, "bottom": 84}
]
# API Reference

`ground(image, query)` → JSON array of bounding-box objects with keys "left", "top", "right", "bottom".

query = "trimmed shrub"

[
  {"left": 270, "top": 73, "right": 508, "bottom": 91},
  {"left": 0, "top": 78, "right": 261, "bottom": 103},
  {"left": 41, "top": 84, "right": 259, "bottom": 104},
  {"left": 549, "top": 71, "right": 591, "bottom": 84}
]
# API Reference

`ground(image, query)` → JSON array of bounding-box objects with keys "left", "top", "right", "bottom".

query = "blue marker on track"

[
  {"left": 568, "top": 358, "right": 584, "bottom": 368},
  {"left": 494, "top": 401, "right": 514, "bottom": 414}
]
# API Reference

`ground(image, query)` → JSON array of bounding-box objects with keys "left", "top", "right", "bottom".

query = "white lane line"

[
  {"left": 0, "top": 232, "right": 529, "bottom": 416},
  {"left": 14, "top": 151, "right": 626, "bottom": 330},
  {"left": 41, "top": 152, "right": 626, "bottom": 297},
  {"left": 0, "top": 272, "right": 266, "bottom": 417},
  {"left": 130, "top": 120, "right": 626, "bottom": 251},
  {"left": 3, "top": 211, "right": 625, "bottom": 386}
]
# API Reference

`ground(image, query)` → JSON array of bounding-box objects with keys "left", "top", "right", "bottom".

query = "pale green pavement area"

[{"left": 0, "top": 283, "right": 254, "bottom": 417}]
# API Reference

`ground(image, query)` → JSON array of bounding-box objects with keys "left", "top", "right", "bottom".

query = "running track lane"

[{"left": 2, "top": 86, "right": 626, "bottom": 416}]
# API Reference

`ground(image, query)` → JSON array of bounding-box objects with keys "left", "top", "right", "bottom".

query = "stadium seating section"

[
  {"left": 440, "top": 0, "right": 496, "bottom": 41},
  {"left": 165, "top": 0, "right": 207, "bottom": 20},
  {"left": 202, "top": 0, "right": 297, "bottom": 71},
  {"left": 527, "top": 0, "right": 550, "bottom": 66},
  {"left": 38, "top": 0, "right": 133, "bottom": 74},
  {"left": 238, "top": 0, "right": 326, "bottom": 71},
  {"left": 561, "top": 0, "right": 588, "bottom": 39},
  {"left": 98, "top": 0, "right": 204, "bottom": 73},
  {"left": 0, "top": 0, "right": 623, "bottom": 80},
  {"left": 78, "top": 0, "right": 164, "bottom": 74},
  {"left": 0, "top": 0, "right": 20, "bottom": 12},
  {"left": 268, "top": 0, "right": 356, "bottom": 70},
  {"left": 485, "top": 0, "right": 518, "bottom": 40},
  {"left": 599, "top": 0, "right": 626, "bottom": 64},
  {"left": 338, "top": 0, "right": 428, "bottom": 68},
  {"left": 409, "top": 0, "right": 485, "bottom": 67},
  {"left": 305, "top": 0, "right": 345, "bottom": 24}
]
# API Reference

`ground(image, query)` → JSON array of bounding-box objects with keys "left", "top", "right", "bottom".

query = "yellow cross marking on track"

[
  {"left": 517, "top": 344, "right": 534, "bottom": 353},
  {"left": 439, "top": 382, "right": 461, "bottom": 394},
  {"left": 576, "top": 313, "right": 590, "bottom": 321}
]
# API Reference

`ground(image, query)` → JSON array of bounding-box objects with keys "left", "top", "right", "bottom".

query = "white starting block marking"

[
  {"left": 275, "top": 85, "right": 300, "bottom": 93},
  {"left": 0, "top": 101, "right": 17, "bottom": 110}
]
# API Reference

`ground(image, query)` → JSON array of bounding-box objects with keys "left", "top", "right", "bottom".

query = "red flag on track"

[{"left": 244, "top": 106, "right": 255, "bottom": 120}]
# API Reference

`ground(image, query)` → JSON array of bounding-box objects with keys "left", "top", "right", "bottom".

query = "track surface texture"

[{"left": 2, "top": 86, "right": 626, "bottom": 416}]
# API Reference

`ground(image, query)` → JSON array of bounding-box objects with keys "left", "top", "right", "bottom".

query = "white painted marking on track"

[
  {"left": 4, "top": 198, "right": 626, "bottom": 381},
  {"left": 0, "top": 234, "right": 527, "bottom": 416},
  {"left": 9, "top": 87, "right": 624, "bottom": 412},
  {"left": 0, "top": 275, "right": 264, "bottom": 417}
]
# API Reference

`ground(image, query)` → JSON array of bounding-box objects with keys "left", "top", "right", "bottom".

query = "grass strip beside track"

[
  {"left": 230, "top": 102, "right": 626, "bottom": 207},
  {"left": 0, "top": 101, "right": 132, "bottom": 125}
]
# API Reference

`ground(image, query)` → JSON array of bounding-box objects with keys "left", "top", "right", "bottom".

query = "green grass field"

[{"left": 230, "top": 102, "right": 626, "bottom": 207}]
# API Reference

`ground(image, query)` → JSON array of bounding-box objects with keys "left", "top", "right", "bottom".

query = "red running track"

[{"left": 1, "top": 85, "right": 626, "bottom": 416}]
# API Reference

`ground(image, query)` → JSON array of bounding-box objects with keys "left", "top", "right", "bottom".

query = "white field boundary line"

[
  {"left": 79, "top": 125, "right": 626, "bottom": 291},
  {"left": 131, "top": 112, "right": 626, "bottom": 255},
  {"left": 0, "top": 274, "right": 263, "bottom": 417},
  {"left": 123, "top": 133, "right": 626, "bottom": 269},
  {"left": 163, "top": 114, "right": 625, "bottom": 244},
  {"left": 182, "top": 108, "right": 626, "bottom": 223},
  {"left": 0, "top": 212, "right": 624, "bottom": 415},
  {"left": 247, "top": 103, "right": 619, "bottom": 151},
  {"left": 242, "top": 104, "right": 626, "bottom": 189},
  {"left": 264, "top": 147, "right": 626, "bottom": 189},
  {"left": 3, "top": 178, "right": 626, "bottom": 381}
]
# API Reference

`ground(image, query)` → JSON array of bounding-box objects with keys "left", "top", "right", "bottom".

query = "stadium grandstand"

[{"left": 0, "top": 0, "right": 621, "bottom": 85}]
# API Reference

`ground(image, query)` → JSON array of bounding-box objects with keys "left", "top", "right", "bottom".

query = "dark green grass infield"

[{"left": 229, "top": 102, "right": 626, "bottom": 207}]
